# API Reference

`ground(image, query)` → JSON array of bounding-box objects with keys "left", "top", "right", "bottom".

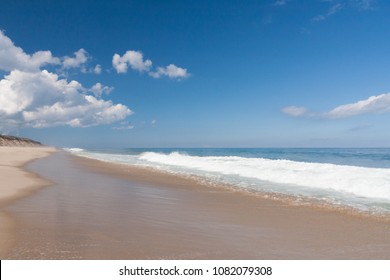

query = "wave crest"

[
  {"left": 139, "top": 152, "right": 390, "bottom": 201},
  {"left": 64, "top": 148, "right": 85, "bottom": 152}
]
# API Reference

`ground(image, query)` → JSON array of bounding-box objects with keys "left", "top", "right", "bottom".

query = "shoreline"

[
  {"left": 73, "top": 154, "right": 390, "bottom": 222},
  {"left": 0, "top": 147, "right": 56, "bottom": 206},
  {"left": 0, "top": 146, "right": 56, "bottom": 257},
  {"left": 1, "top": 150, "right": 389, "bottom": 259}
]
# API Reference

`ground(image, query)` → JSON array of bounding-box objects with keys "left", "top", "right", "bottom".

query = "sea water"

[{"left": 64, "top": 148, "right": 390, "bottom": 216}]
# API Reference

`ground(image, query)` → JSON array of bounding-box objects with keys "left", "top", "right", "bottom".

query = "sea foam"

[
  {"left": 66, "top": 149, "right": 390, "bottom": 214},
  {"left": 139, "top": 152, "right": 390, "bottom": 200},
  {"left": 63, "top": 148, "right": 85, "bottom": 152}
]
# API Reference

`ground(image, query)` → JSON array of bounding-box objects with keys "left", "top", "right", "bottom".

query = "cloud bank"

[
  {"left": 112, "top": 50, "right": 189, "bottom": 79},
  {"left": 0, "top": 30, "right": 132, "bottom": 131},
  {"left": 282, "top": 93, "right": 390, "bottom": 119}
]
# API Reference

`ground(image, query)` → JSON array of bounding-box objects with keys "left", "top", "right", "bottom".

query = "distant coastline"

[{"left": 0, "top": 135, "right": 43, "bottom": 147}]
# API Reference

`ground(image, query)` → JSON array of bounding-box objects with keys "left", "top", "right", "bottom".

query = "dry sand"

[
  {"left": 1, "top": 150, "right": 390, "bottom": 259},
  {"left": 0, "top": 147, "right": 55, "bottom": 205}
]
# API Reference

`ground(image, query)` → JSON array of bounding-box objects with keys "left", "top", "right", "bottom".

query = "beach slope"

[
  {"left": 0, "top": 146, "right": 56, "bottom": 205},
  {"left": 2, "top": 151, "right": 389, "bottom": 259},
  {"left": 0, "top": 137, "right": 55, "bottom": 256}
]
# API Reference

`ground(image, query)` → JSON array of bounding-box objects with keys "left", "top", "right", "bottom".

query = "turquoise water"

[{"left": 65, "top": 147, "right": 390, "bottom": 216}]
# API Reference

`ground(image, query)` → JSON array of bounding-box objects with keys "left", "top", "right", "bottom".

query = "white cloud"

[
  {"left": 149, "top": 64, "right": 189, "bottom": 79},
  {"left": 0, "top": 31, "right": 132, "bottom": 131},
  {"left": 151, "top": 119, "right": 157, "bottom": 127},
  {"left": 62, "top": 48, "right": 89, "bottom": 69},
  {"left": 324, "top": 93, "right": 390, "bottom": 118},
  {"left": 112, "top": 50, "right": 190, "bottom": 80},
  {"left": 0, "top": 30, "right": 60, "bottom": 72},
  {"left": 112, "top": 50, "right": 152, "bottom": 73},
  {"left": 282, "top": 106, "right": 308, "bottom": 117},
  {"left": 282, "top": 92, "right": 390, "bottom": 119},
  {"left": 313, "top": 3, "right": 343, "bottom": 21},
  {"left": 94, "top": 64, "right": 102, "bottom": 74},
  {"left": 0, "top": 31, "right": 101, "bottom": 75},
  {"left": 89, "top": 82, "right": 113, "bottom": 97},
  {"left": 0, "top": 70, "right": 131, "bottom": 129}
]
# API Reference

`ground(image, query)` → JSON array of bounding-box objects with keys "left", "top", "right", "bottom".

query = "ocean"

[{"left": 64, "top": 147, "right": 390, "bottom": 216}]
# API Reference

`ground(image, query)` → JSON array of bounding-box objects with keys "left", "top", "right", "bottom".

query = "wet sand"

[{"left": 1, "top": 151, "right": 390, "bottom": 259}]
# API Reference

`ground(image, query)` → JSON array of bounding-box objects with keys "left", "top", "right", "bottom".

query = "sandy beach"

[
  {"left": 0, "top": 149, "right": 389, "bottom": 259},
  {"left": 0, "top": 146, "right": 55, "bottom": 256},
  {"left": 0, "top": 147, "right": 55, "bottom": 204}
]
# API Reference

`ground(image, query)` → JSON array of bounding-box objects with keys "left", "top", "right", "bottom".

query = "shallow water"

[
  {"left": 3, "top": 151, "right": 390, "bottom": 259},
  {"left": 65, "top": 148, "right": 390, "bottom": 216}
]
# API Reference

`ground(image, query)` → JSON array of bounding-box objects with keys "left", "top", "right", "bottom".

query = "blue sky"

[{"left": 1, "top": 0, "right": 390, "bottom": 147}]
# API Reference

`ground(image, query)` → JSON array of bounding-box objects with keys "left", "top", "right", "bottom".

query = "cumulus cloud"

[
  {"left": 62, "top": 48, "right": 89, "bottom": 70},
  {"left": 112, "top": 50, "right": 152, "bottom": 73},
  {"left": 0, "top": 31, "right": 132, "bottom": 131},
  {"left": 149, "top": 64, "right": 189, "bottom": 79},
  {"left": 89, "top": 82, "right": 113, "bottom": 97},
  {"left": 0, "top": 31, "right": 99, "bottom": 74},
  {"left": 112, "top": 50, "right": 189, "bottom": 80},
  {"left": 0, "top": 70, "right": 131, "bottom": 129},
  {"left": 282, "top": 92, "right": 390, "bottom": 119},
  {"left": 93, "top": 64, "right": 102, "bottom": 74},
  {"left": 0, "top": 30, "right": 60, "bottom": 72}
]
